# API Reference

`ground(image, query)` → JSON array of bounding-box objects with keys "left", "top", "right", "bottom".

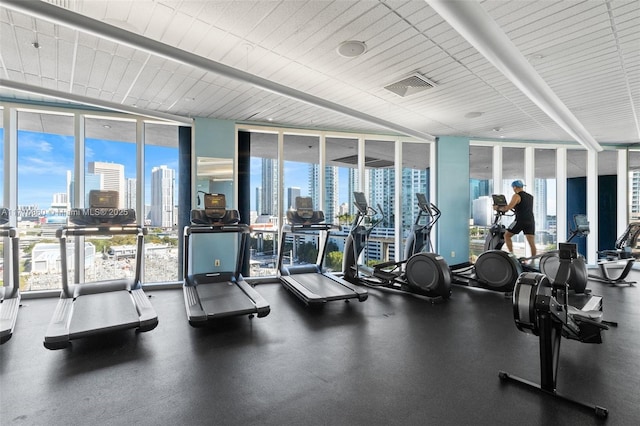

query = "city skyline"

[{"left": 11, "top": 130, "right": 178, "bottom": 209}]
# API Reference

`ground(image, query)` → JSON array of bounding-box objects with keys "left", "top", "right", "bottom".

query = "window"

[
  {"left": 144, "top": 122, "right": 179, "bottom": 282},
  {"left": 17, "top": 111, "right": 74, "bottom": 291},
  {"left": 325, "top": 137, "right": 359, "bottom": 272},
  {"left": 364, "top": 139, "right": 395, "bottom": 264},
  {"left": 469, "top": 145, "right": 493, "bottom": 261},
  {"left": 502, "top": 147, "right": 526, "bottom": 256},
  {"left": 630, "top": 150, "right": 640, "bottom": 222},
  {"left": 401, "top": 142, "right": 430, "bottom": 254},
  {"left": 248, "top": 132, "right": 279, "bottom": 277},
  {"left": 534, "top": 149, "right": 557, "bottom": 254}
]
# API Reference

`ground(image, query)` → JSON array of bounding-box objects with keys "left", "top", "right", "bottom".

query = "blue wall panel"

[{"left": 436, "top": 136, "right": 470, "bottom": 264}]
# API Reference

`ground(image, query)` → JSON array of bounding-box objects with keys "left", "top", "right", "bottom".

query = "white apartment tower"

[
  {"left": 87, "top": 161, "right": 125, "bottom": 208},
  {"left": 150, "top": 165, "right": 175, "bottom": 228}
]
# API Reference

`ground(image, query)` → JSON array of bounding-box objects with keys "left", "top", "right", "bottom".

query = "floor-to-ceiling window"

[
  {"left": 325, "top": 136, "right": 359, "bottom": 272},
  {"left": 17, "top": 110, "right": 74, "bottom": 291},
  {"left": 3, "top": 103, "right": 183, "bottom": 292},
  {"left": 281, "top": 134, "right": 321, "bottom": 271},
  {"left": 364, "top": 139, "right": 395, "bottom": 265},
  {"left": 248, "top": 132, "right": 279, "bottom": 277},
  {"left": 534, "top": 149, "right": 557, "bottom": 254},
  {"left": 144, "top": 122, "right": 179, "bottom": 282},
  {"left": 502, "top": 147, "right": 527, "bottom": 256},
  {"left": 84, "top": 117, "right": 137, "bottom": 283},
  {"left": 469, "top": 145, "right": 493, "bottom": 261},
  {"left": 401, "top": 142, "right": 431, "bottom": 256},
  {"left": 566, "top": 149, "right": 588, "bottom": 256},
  {"left": 628, "top": 149, "right": 640, "bottom": 222}
]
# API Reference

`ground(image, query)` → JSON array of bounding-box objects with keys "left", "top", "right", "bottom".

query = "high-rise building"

[
  {"left": 533, "top": 178, "right": 548, "bottom": 232},
  {"left": 631, "top": 170, "right": 640, "bottom": 220},
  {"left": 87, "top": 161, "right": 125, "bottom": 208},
  {"left": 261, "top": 158, "right": 277, "bottom": 215},
  {"left": 68, "top": 171, "right": 103, "bottom": 208},
  {"left": 255, "top": 187, "right": 262, "bottom": 216},
  {"left": 126, "top": 178, "right": 136, "bottom": 210},
  {"left": 308, "top": 165, "right": 339, "bottom": 223},
  {"left": 287, "top": 187, "right": 301, "bottom": 211},
  {"left": 150, "top": 165, "right": 175, "bottom": 228}
]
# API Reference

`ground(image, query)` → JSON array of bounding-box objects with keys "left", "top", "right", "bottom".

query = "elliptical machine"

[
  {"left": 527, "top": 214, "right": 590, "bottom": 294},
  {"left": 500, "top": 242, "right": 617, "bottom": 418},
  {"left": 342, "top": 192, "right": 451, "bottom": 301},
  {"left": 449, "top": 195, "right": 522, "bottom": 293}
]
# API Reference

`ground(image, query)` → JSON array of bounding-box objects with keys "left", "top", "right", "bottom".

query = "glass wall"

[
  {"left": 84, "top": 118, "right": 137, "bottom": 283},
  {"left": 144, "top": 122, "right": 179, "bottom": 282},
  {"left": 469, "top": 145, "right": 493, "bottom": 261},
  {"left": 566, "top": 149, "right": 587, "bottom": 256},
  {"left": 364, "top": 139, "right": 395, "bottom": 265},
  {"left": 325, "top": 137, "right": 359, "bottom": 272},
  {"left": 401, "top": 142, "right": 430, "bottom": 254},
  {"left": 248, "top": 132, "right": 279, "bottom": 277},
  {"left": 17, "top": 111, "right": 74, "bottom": 291},
  {"left": 502, "top": 147, "right": 526, "bottom": 256},
  {"left": 630, "top": 150, "right": 640, "bottom": 222},
  {"left": 2, "top": 103, "right": 182, "bottom": 292},
  {"left": 534, "top": 149, "right": 557, "bottom": 254}
]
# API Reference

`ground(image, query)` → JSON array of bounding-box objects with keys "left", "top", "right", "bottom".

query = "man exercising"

[{"left": 494, "top": 180, "right": 536, "bottom": 256}]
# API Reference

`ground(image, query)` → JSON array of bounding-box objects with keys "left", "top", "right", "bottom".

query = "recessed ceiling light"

[
  {"left": 492, "top": 127, "right": 503, "bottom": 132},
  {"left": 31, "top": 42, "right": 41, "bottom": 49},
  {"left": 102, "top": 124, "right": 111, "bottom": 129},
  {"left": 337, "top": 40, "right": 367, "bottom": 58},
  {"left": 465, "top": 111, "right": 483, "bottom": 119}
]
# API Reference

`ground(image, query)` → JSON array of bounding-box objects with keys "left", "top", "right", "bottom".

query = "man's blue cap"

[{"left": 511, "top": 180, "right": 525, "bottom": 188}]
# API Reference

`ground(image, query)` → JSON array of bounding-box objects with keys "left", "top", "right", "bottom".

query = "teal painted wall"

[
  {"left": 189, "top": 118, "right": 239, "bottom": 275},
  {"left": 436, "top": 136, "right": 470, "bottom": 264}
]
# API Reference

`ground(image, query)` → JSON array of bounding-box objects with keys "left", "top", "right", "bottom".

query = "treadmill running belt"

[
  {"left": 290, "top": 273, "right": 358, "bottom": 300},
  {"left": 68, "top": 291, "right": 140, "bottom": 336},
  {"left": 196, "top": 283, "right": 259, "bottom": 316}
]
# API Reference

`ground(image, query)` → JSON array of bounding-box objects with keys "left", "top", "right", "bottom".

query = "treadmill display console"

[
  {"left": 204, "top": 193, "right": 225, "bottom": 210},
  {"left": 295, "top": 197, "right": 314, "bottom": 219},
  {"left": 90, "top": 190, "right": 119, "bottom": 209}
]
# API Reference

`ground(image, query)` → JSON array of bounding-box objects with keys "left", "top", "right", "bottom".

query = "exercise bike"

[
  {"left": 449, "top": 195, "right": 522, "bottom": 293},
  {"left": 499, "top": 242, "right": 618, "bottom": 418},
  {"left": 342, "top": 192, "right": 451, "bottom": 301}
]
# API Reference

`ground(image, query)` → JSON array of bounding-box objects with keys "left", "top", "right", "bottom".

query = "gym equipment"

[
  {"left": 278, "top": 196, "right": 367, "bottom": 306},
  {"left": 484, "top": 194, "right": 509, "bottom": 251},
  {"left": 342, "top": 192, "right": 451, "bottom": 301},
  {"left": 526, "top": 214, "right": 590, "bottom": 294},
  {"left": 589, "top": 222, "right": 638, "bottom": 286},
  {"left": 500, "top": 242, "right": 617, "bottom": 418},
  {"left": 44, "top": 190, "right": 158, "bottom": 349},
  {"left": 449, "top": 195, "right": 521, "bottom": 293},
  {"left": 1, "top": 208, "right": 21, "bottom": 344},
  {"left": 598, "top": 222, "right": 640, "bottom": 260},
  {"left": 183, "top": 193, "right": 270, "bottom": 324}
]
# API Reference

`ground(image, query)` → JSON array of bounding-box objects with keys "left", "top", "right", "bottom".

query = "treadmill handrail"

[
  {"left": 185, "top": 223, "right": 250, "bottom": 235},
  {"left": 57, "top": 225, "right": 147, "bottom": 238},
  {"left": 58, "top": 225, "right": 146, "bottom": 298},
  {"left": 1, "top": 225, "right": 20, "bottom": 298}
]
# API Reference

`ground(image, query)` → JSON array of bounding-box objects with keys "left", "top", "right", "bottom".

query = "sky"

[{"left": 8, "top": 130, "right": 178, "bottom": 209}]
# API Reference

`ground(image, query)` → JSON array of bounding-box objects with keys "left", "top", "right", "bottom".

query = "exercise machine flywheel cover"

[
  {"left": 475, "top": 250, "right": 521, "bottom": 291},
  {"left": 405, "top": 252, "right": 450, "bottom": 295}
]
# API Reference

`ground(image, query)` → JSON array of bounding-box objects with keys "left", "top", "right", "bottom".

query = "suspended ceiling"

[{"left": 0, "top": 0, "right": 638, "bottom": 148}]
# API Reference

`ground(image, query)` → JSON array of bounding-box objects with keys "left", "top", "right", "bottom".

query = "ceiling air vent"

[{"left": 384, "top": 73, "right": 437, "bottom": 97}]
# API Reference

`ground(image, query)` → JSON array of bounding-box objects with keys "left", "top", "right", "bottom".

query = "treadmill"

[
  {"left": 183, "top": 193, "right": 270, "bottom": 325},
  {"left": 1, "top": 208, "right": 21, "bottom": 344},
  {"left": 278, "top": 196, "right": 368, "bottom": 306},
  {"left": 44, "top": 191, "right": 158, "bottom": 349}
]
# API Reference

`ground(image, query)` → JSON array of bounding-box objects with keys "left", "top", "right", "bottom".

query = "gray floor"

[{"left": 1, "top": 269, "right": 639, "bottom": 426}]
